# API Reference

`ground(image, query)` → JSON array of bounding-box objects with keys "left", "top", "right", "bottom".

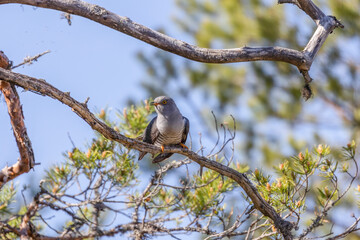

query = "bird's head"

[{"left": 151, "top": 96, "right": 179, "bottom": 116}]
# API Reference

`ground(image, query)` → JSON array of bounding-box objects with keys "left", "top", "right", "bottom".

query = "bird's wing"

[
  {"left": 138, "top": 117, "right": 160, "bottom": 161},
  {"left": 143, "top": 116, "right": 160, "bottom": 144},
  {"left": 181, "top": 117, "right": 190, "bottom": 144}
]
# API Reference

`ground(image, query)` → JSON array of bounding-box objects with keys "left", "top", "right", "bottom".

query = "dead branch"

[
  {"left": 11, "top": 50, "right": 51, "bottom": 69},
  {"left": 0, "top": 52, "right": 35, "bottom": 189}
]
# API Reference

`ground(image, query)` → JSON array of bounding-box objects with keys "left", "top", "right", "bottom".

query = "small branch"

[
  {"left": 19, "top": 188, "right": 44, "bottom": 239},
  {"left": 326, "top": 217, "right": 360, "bottom": 240},
  {"left": 61, "top": 12, "right": 72, "bottom": 26},
  {"left": 204, "top": 215, "right": 242, "bottom": 240},
  {"left": 0, "top": 67, "right": 294, "bottom": 239},
  {"left": 11, "top": 50, "right": 50, "bottom": 69},
  {"left": 0, "top": 52, "right": 35, "bottom": 189}
]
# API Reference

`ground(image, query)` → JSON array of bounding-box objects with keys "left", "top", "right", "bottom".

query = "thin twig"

[{"left": 11, "top": 50, "right": 50, "bottom": 69}]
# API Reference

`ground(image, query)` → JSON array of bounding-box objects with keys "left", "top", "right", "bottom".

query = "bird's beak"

[{"left": 151, "top": 102, "right": 159, "bottom": 106}]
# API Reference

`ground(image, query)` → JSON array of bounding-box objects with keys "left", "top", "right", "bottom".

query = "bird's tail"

[{"left": 152, "top": 153, "right": 173, "bottom": 163}]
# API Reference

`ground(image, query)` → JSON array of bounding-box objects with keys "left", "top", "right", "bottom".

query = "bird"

[{"left": 138, "top": 96, "right": 190, "bottom": 163}]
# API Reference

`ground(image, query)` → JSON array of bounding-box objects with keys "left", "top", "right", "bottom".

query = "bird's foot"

[
  {"left": 161, "top": 145, "right": 165, "bottom": 152},
  {"left": 179, "top": 143, "right": 188, "bottom": 149}
]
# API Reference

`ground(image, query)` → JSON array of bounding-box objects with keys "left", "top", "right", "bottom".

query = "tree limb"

[
  {"left": 0, "top": 0, "right": 343, "bottom": 76},
  {"left": 279, "top": 0, "right": 344, "bottom": 68},
  {"left": 11, "top": 50, "right": 51, "bottom": 69},
  {"left": 0, "top": 67, "right": 294, "bottom": 239},
  {"left": 294, "top": 0, "right": 326, "bottom": 24},
  {"left": 0, "top": 52, "right": 35, "bottom": 189}
]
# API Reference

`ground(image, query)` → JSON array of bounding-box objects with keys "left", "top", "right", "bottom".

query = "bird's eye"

[{"left": 162, "top": 100, "right": 167, "bottom": 104}]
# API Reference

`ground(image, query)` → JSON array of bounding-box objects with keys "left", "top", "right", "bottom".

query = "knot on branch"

[
  {"left": 82, "top": 97, "right": 90, "bottom": 109},
  {"left": 329, "top": 16, "right": 344, "bottom": 29},
  {"left": 0, "top": 51, "right": 12, "bottom": 70},
  {"left": 90, "top": 5, "right": 107, "bottom": 16},
  {"left": 276, "top": 219, "right": 294, "bottom": 240},
  {"left": 301, "top": 84, "right": 312, "bottom": 101},
  {"left": 300, "top": 70, "right": 313, "bottom": 101}
]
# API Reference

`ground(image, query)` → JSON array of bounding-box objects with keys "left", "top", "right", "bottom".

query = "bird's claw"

[{"left": 180, "top": 143, "right": 188, "bottom": 149}]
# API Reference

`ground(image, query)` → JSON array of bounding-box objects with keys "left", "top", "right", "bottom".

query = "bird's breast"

[{"left": 155, "top": 117, "right": 184, "bottom": 145}]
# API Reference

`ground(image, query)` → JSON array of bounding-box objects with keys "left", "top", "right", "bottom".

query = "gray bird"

[{"left": 138, "top": 96, "right": 190, "bottom": 163}]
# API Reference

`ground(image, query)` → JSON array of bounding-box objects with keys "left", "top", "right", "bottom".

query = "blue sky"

[{"left": 0, "top": 1, "right": 180, "bottom": 183}]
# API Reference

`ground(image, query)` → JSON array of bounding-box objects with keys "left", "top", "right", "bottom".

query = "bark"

[
  {"left": 0, "top": 52, "right": 35, "bottom": 189},
  {"left": 0, "top": 0, "right": 343, "bottom": 73}
]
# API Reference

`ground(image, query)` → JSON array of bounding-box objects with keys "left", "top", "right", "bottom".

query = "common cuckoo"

[{"left": 138, "top": 96, "right": 190, "bottom": 163}]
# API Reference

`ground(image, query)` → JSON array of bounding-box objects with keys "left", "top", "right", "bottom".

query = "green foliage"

[
  {"left": 44, "top": 101, "right": 156, "bottom": 193},
  {"left": 1, "top": 205, "right": 27, "bottom": 240},
  {"left": 136, "top": 157, "right": 245, "bottom": 220},
  {"left": 52, "top": 101, "right": 153, "bottom": 188},
  {"left": 0, "top": 182, "right": 16, "bottom": 216},
  {"left": 252, "top": 141, "right": 358, "bottom": 231},
  {"left": 118, "top": 99, "right": 154, "bottom": 138},
  {"left": 27, "top": 101, "right": 156, "bottom": 237},
  {"left": 179, "top": 167, "right": 236, "bottom": 216}
]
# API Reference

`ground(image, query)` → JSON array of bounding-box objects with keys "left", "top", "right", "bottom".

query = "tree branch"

[
  {"left": 11, "top": 50, "right": 51, "bottom": 69},
  {"left": 0, "top": 0, "right": 341, "bottom": 74},
  {"left": 0, "top": 67, "right": 294, "bottom": 239},
  {"left": 277, "top": 0, "right": 344, "bottom": 98},
  {"left": 278, "top": 0, "right": 344, "bottom": 67},
  {"left": 0, "top": 52, "right": 35, "bottom": 189},
  {"left": 295, "top": 0, "right": 326, "bottom": 24}
]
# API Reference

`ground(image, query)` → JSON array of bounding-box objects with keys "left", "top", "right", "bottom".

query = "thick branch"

[
  {"left": 0, "top": 67, "right": 293, "bottom": 239},
  {"left": 277, "top": 0, "right": 344, "bottom": 99},
  {"left": 0, "top": 52, "right": 35, "bottom": 189},
  {"left": 0, "top": 0, "right": 306, "bottom": 67},
  {"left": 296, "top": 0, "right": 326, "bottom": 24},
  {"left": 0, "top": 0, "right": 344, "bottom": 101}
]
